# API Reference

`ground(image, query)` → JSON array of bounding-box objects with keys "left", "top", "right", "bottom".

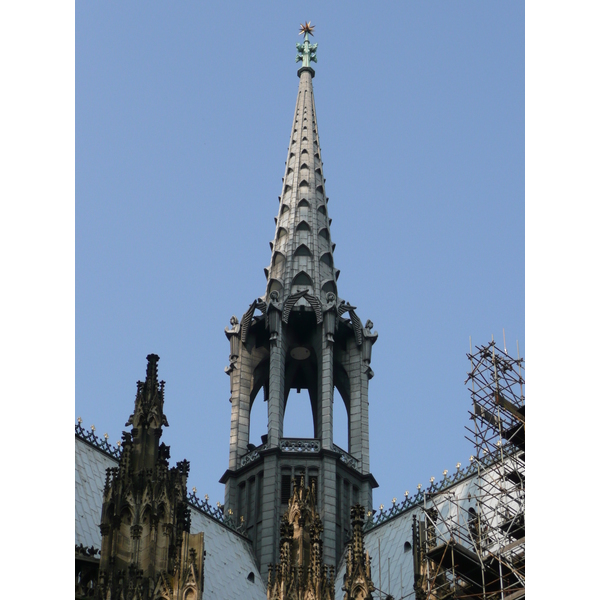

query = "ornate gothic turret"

[
  {"left": 221, "top": 24, "right": 378, "bottom": 580},
  {"left": 341, "top": 505, "right": 375, "bottom": 600},
  {"left": 96, "top": 355, "right": 204, "bottom": 600},
  {"left": 267, "top": 474, "right": 335, "bottom": 600}
]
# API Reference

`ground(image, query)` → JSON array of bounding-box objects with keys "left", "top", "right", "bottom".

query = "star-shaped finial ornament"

[{"left": 299, "top": 21, "right": 315, "bottom": 36}]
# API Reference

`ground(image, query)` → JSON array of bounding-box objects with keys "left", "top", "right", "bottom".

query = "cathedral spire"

[
  {"left": 222, "top": 29, "right": 378, "bottom": 579},
  {"left": 266, "top": 25, "right": 338, "bottom": 305}
]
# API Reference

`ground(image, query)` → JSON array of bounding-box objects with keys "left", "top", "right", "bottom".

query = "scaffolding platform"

[{"left": 413, "top": 339, "right": 525, "bottom": 599}]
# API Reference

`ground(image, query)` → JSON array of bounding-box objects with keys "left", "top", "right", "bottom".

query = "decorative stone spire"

[
  {"left": 267, "top": 475, "right": 335, "bottom": 600},
  {"left": 266, "top": 25, "right": 338, "bottom": 306},
  {"left": 342, "top": 505, "right": 375, "bottom": 600},
  {"left": 222, "top": 28, "right": 379, "bottom": 580},
  {"left": 97, "top": 355, "right": 204, "bottom": 600},
  {"left": 125, "top": 353, "right": 168, "bottom": 472}
]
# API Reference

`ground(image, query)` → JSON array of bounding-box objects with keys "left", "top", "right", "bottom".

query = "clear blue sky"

[{"left": 76, "top": 1, "right": 524, "bottom": 509}]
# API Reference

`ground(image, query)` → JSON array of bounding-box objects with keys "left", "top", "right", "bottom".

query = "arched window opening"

[
  {"left": 268, "top": 279, "right": 283, "bottom": 297},
  {"left": 301, "top": 148, "right": 309, "bottom": 155},
  {"left": 292, "top": 271, "right": 313, "bottom": 287},
  {"left": 294, "top": 244, "right": 312, "bottom": 257},
  {"left": 318, "top": 205, "right": 327, "bottom": 215},
  {"left": 271, "top": 252, "right": 285, "bottom": 278},
  {"left": 296, "top": 221, "right": 311, "bottom": 232},
  {"left": 320, "top": 252, "right": 333, "bottom": 268},
  {"left": 283, "top": 389, "right": 315, "bottom": 438},
  {"left": 318, "top": 228, "right": 330, "bottom": 241},
  {"left": 333, "top": 387, "right": 349, "bottom": 451},
  {"left": 281, "top": 204, "right": 290, "bottom": 214},
  {"left": 249, "top": 392, "right": 269, "bottom": 449},
  {"left": 404, "top": 541, "right": 412, "bottom": 553},
  {"left": 298, "top": 199, "right": 310, "bottom": 208},
  {"left": 322, "top": 280, "right": 337, "bottom": 296}
]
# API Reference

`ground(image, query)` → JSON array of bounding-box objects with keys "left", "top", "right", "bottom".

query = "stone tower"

[
  {"left": 220, "top": 24, "right": 378, "bottom": 580},
  {"left": 97, "top": 355, "right": 204, "bottom": 600}
]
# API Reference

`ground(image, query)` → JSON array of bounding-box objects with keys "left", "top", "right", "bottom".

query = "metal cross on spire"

[{"left": 296, "top": 21, "right": 318, "bottom": 68}]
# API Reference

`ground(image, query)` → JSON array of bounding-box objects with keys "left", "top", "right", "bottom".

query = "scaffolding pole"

[{"left": 413, "top": 340, "right": 525, "bottom": 600}]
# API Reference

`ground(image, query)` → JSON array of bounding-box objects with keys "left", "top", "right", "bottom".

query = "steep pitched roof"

[
  {"left": 75, "top": 436, "right": 119, "bottom": 550},
  {"left": 75, "top": 426, "right": 267, "bottom": 599}
]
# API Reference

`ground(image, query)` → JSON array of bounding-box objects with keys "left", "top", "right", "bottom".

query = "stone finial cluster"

[
  {"left": 342, "top": 505, "right": 376, "bottom": 600},
  {"left": 96, "top": 355, "right": 204, "bottom": 600},
  {"left": 267, "top": 475, "right": 335, "bottom": 600}
]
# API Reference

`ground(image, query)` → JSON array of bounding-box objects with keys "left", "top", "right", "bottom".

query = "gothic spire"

[
  {"left": 223, "top": 29, "right": 378, "bottom": 578},
  {"left": 265, "top": 28, "right": 338, "bottom": 304}
]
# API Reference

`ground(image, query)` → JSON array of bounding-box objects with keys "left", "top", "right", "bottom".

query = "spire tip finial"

[
  {"left": 296, "top": 22, "right": 318, "bottom": 71},
  {"left": 299, "top": 21, "right": 315, "bottom": 36}
]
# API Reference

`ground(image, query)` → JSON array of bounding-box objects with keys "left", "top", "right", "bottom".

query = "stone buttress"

[{"left": 220, "top": 28, "right": 378, "bottom": 582}]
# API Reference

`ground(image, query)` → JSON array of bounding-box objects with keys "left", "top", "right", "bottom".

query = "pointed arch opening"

[
  {"left": 281, "top": 203, "right": 290, "bottom": 215},
  {"left": 296, "top": 220, "right": 311, "bottom": 232},
  {"left": 277, "top": 227, "right": 288, "bottom": 240},
  {"left": 317, "top": 205, "right": 327, "bottom": 215},
  {"left": 294, "top": 244, "right": 312, "bottom": 257},
  {"left": 291, "top": 271, "right": 314, "bottom": 297},
  {"left": 320, "top": 252, "right": 333, "bottom": 268},
  {"left": 271, "top": 251, "right": 285, "bottom": 278},
  {"left": 300, "top": 162, "right": 310, "bottom": 171},
  {"left": 333, "top": 387, "right": 349, "bottom": 451},
  {"left": 316, "top": 184, "right": 324, "bottom": 194},
  {"left": 283, "top": 389, "right": 316, "bottom": 438},
  {"left": 299, "top": 179, "right": 310, "bottom": 190},
  {"left": 318, "top": 228, "right": 330, "bottom": 241},
  {"left": 298, "top": 198, "right": 310, "bottom": 208},
  {"left": 291, "top": 271, "right": 313, "bottom": 288},
  {"left": 249, "top": 389, "right": 268, "bottom": 448},
  {"left": 322, "top": 280, "right": 337, "bottom": 296},
  {"left": 268, "top": 279, "right": 283, "bottom": 297},
  {"left": 301, "top": 148, "right": 309, "bottom": 155},
  {"left": 287, "top": 167, "right": 293, "bottom": 175}
]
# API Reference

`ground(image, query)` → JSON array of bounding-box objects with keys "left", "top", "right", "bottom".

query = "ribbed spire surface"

[{"left": 265, "top": 67, "right": 338, "bottom": 303}]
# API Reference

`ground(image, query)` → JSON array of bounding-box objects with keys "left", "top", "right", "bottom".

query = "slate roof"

[
  {"left": 75, "top": 432, "right": 266, "bottom": 599},
  {"left": 75, "top": 436, "right": 118, "bottom": 549},
  {"left": 190, "top": 509, "right": 266, "bottom": 599}
]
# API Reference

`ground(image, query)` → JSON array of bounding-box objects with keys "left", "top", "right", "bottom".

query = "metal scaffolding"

[{"left": 413, "top": 339, "right": 525, "bottom": 600}]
